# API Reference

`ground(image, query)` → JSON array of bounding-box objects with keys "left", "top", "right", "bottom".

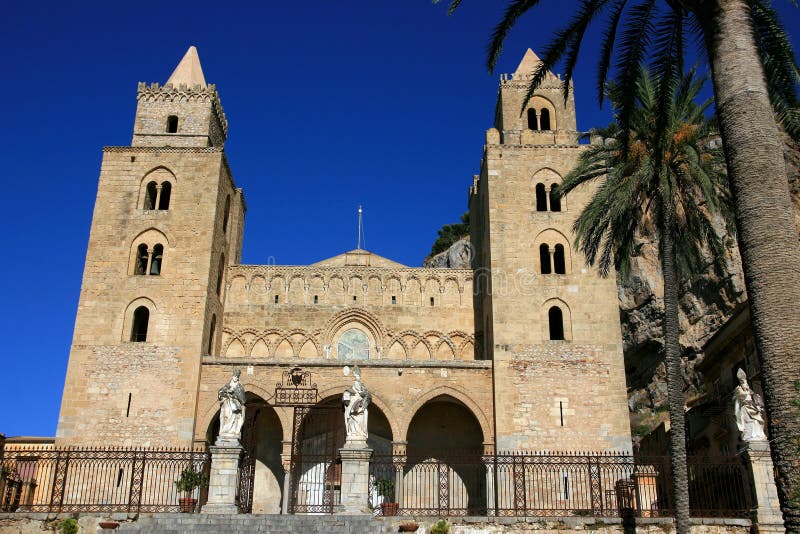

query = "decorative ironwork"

[
  {"left": 237, "top": 408, "right": 259, "bottom": 513},
  {"left": 0, "top": 446, "right": 210, "bottom": 514},
  {"left": 370, "top": 451, "right": 752, "bottom": 519},
  {"left": 288, "top": 404, "right": 344, "bottom": 514},
  {"left": 274, "top": 367, "right": 319, "bottom": 406}
]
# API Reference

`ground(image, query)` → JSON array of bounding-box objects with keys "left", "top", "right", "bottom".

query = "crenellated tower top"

[{"left": 132, "top": 46, "right": 228, "bottom": 148}]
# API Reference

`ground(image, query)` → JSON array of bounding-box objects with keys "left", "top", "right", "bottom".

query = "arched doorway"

[
  {"left": 206, "top": 393, "right": 284, "bottom": 514},
  {"left": 403, "top": 395, "right": 487, "bottom": 515},
  {"left": 290, "top": 395, "right": 392, "bottom": 514}
]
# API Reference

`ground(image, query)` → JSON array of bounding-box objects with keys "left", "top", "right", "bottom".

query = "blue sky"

[{"left": 1, "top": 1, "right": 797, "bottom": 438}]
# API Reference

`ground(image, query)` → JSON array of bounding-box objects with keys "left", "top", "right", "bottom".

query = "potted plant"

[
  {"left": 398, "top": 521, "right": 419, "bottom": 532},
  {"left": 174, "top": 467, "right": 208, "bottom": 513},
  {"left": 374, "top": 476, "right": 398, "bottom": 516}
]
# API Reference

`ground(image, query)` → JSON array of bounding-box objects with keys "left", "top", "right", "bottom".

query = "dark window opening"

[
  {"left": 535, "top": 183, "right": 548, "bottom": 211},
  {"left": 222, "top": 196, "right": 231, "bottom": 233},
  {"left": 539, "top": 244, "right": 552, "bottom": 274},
  {"left": 549, "top": 184, "right": 561, "bottom": 212},
  {"left": 353, "top": 295, "right": 357, "bottom": 302},
  {"left": 131, "top": 306, "right": 149, "bottom": 342},
  {"left": 158, "top": 182, "right": 171, "bottom": 210},
  {"left": 208, "top": 315, "right": 216, "bottom": 355},
  {"left": 216, "top": 255, "right": 225, "bottom": 297},
  {"left": 540, "top": 108, "right": 551, "bottom": 130},
  {"left": 548, "top": 306, "right": 564, "bottom": 340},
  {"left": 144, "top": 181, "right": 157, "bottom": 210},
  {"left": 313, "top": 295, "right": 319, "bottom": 304},
  {"left": 149, "top": 244, "right": 163, "bottom": 275},
  {"left": 430, "top": 297, "right": 435, "bottom": 306},
  {"left": 554, "top": 244, "right": 566, "bottom": 274},
  {"left": 527, "top": 109, "right": 538, "bottom": 130},
  {"left": 166, "top": 115, "right": 178, "bottom": 133},
  {"left": 135, "top": 244, "right": 148, "bottom": 275},
  {"left": 559, "top": 401, "right": 564, "bottom": 426},
  {"left": 126, "top": 393, "right": 132, "bottom": 418},
  {"left": 391, "top": 295, "right": 396, "bottom": 305},
  {"left": 274, "top": 295, "right": 279, "bottom": 304}
]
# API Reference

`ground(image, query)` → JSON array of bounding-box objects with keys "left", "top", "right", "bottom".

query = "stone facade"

[{"left": 54, "top": 47, "right": 632, "bottom": 512}]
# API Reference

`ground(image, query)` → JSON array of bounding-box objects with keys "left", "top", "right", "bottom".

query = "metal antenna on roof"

[{"left": 356, "top": 205, "right": 364, "bottom": 250}]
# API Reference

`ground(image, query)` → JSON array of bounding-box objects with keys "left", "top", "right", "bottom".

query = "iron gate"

[
  {"left": 236, "top": 407, "right": 259, "bottom": 513},
  {"left": 288, "top": 403, "right": 345, "bottom": 514}
]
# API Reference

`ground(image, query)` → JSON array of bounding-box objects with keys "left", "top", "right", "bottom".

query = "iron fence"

[
  {"left": 369, "top": 452, "right": 752, "bottom": 519},
  {"left": 0, "top": 447, "right": 210, "bottom": 514}
]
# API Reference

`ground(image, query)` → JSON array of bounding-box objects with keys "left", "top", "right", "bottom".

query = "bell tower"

[
  {"left": 56, "top": 47, "right": 245, "bottom": 446},
  {"left": 471, "top": 49, "right": 632, "bottom": 452}
]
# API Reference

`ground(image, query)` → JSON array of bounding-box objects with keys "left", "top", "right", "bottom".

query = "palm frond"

[
  {"left": 487, "top": 0, "right": 543, "bottom": 72},
  {"left": 597, "top": 0, "right": 628, "bottom": 106}
]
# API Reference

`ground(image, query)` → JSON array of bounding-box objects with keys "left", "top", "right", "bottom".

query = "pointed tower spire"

[
  {"left": 166, "top": 46, "right": 207, "bottom": 87},
  {"left": 514, "top": 49, "right": 542, "bottom": 75}
]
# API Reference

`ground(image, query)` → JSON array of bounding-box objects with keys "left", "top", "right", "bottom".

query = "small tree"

[
  {"left": 374, "top": 477, "right": 395, "bottom": 502},
  {"left": 174, "top": 467, "right": 208, "bottom": 499}
]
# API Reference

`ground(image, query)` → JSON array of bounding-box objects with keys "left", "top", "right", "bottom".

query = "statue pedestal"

[
  {"left": 335, "top": 444, "right": 373, "bottom": 515},
  {"left": 202, "top": 443, "right": 242, "bottom": 514},
  {"left": 744, "top": 440, "right": 785, "bottom": 533}
]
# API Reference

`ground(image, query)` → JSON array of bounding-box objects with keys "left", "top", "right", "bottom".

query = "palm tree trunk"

[
  {"left": 700, "top": 0, "right": 800, "bottom": 528},
  {"left": 661, "top": 199, "right": 691, "bottom": 534}
]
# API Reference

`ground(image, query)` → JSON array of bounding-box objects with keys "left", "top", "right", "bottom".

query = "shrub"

[
  {"left": 429, "top": 519, "right": 450, "bottom": 534},
  {"left": 60, "top": 518, "right": 79, "bottom": 534}
]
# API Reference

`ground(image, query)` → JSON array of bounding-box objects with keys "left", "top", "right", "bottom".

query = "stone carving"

[
  {"left": 733, "top": 368, "right": 767, "bottom": 442},
  {"left": 343, "top": 366, "right": 371, "bottom": 445},
  {"left": 217, "top": 368, "right": 246, "bottom": 445}
]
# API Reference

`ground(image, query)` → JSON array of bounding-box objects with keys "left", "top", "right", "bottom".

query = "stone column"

[
  {"left": 744, "top": 440, "right": 784, "bottom": 533},
  {"left": 280, "top": 451, "right": 292, "bottom": 515},
  {"left": 336, "top": 445, "right": 373, "bottom": 515},
  {"left": 203, "top": 444, "right": 242, "bottom": 514}
]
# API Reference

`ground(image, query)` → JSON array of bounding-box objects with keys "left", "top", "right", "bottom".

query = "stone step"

[{"left": 116, "top": 514, "right": 396, "bottom": 534}]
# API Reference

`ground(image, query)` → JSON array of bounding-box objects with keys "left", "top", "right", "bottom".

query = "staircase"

[{"left": 116, "top": 514, "right": 398, "bottom": 534}]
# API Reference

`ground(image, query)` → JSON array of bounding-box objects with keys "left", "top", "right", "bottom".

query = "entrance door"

[{"left": 288, "top": 403, "right": 344, "bottom": 514}]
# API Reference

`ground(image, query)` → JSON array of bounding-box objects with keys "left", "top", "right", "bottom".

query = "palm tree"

[
  {"left": 560, "top": 68, "right": 730, "bottom": 531},
  {"left": 438, "top": 0, "right": 800, "bottom": 528}
]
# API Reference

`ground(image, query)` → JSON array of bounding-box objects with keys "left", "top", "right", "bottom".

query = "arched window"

[
  {"left": 166, "top": 115, "right": 178, "bottom": 133},
  {"left": 135, "top": 244, "right": 149, "bottom": 275},
  {"left": 553, "top": 244, "right": 566, "bottom": 274},
  {"left": 549, "top": 184, "right": 561, "bottom": 212},
  {"left": 131, "top": 306, "right": 149, "bottom": 342},
  {"left": 535, "top": 183, "right": 548, "bottom": 211},
  {"left": 143, "top": 182, "right": 158, "bottom": 210},
  {"left": 222, "top": 196, "right": 231, "bottom": 233},
  {"left": 216, "top": 254, "right": 225, "bottom": 297},
  {"left": 337, "top": 329, "right": 370, "bottom": 360},
  {"left": 527, "top": 109, "right": 538, "bottom": 130},
  {"left": 207, "top": 315, "right": 216, "bottom": 355},
  {"left": 539, "top": 108, "right": 551, "bottom": 130},
  {"left": 548, "top": 306, "right": 564, "bottom": 340},
  {"left": 539, "top": 244, "right": 552, "bottom": 274},
  {"left": 158, "top": 182, "right": 171, "bottom": 210},
  {"left": 149, "top": 244, "right": 163, "bottom": 275}
]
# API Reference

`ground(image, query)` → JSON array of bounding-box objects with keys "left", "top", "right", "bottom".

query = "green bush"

[
  {"left": 374, "top": 477, "right": 395, "bottom": 500},
  {"left": 174, "top": 467, "right": 208, "bottom": 495},
  {"left": 429, "top": 519, "right": 450, "bottom": 534},
  {"left": 60, "top": 518, "right": 79, "bottom": 534}
]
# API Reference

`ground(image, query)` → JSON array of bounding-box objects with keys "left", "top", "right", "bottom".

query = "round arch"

[{"left": 400, "top": 386, "right": 492, "bottom": 446}]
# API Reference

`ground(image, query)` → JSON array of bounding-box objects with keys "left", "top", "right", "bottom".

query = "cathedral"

[{"left": 54, "top": 46, "right": 632, "bottom": 514}]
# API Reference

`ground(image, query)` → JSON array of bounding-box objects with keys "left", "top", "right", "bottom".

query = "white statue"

[
  {"left": 217, "top": 368, "right": 246, "bottom": 444},
  {"left": 733, "top": 368, "right": 767, "bottom": 442},
  {"left": 343, "top": 366, "right": 371, "bottom": 444}
]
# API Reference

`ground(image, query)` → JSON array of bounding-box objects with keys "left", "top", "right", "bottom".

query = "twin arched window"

[
  {"left": 527, "top": 108, "right": 552, "bottom": 131},
  {"left": 539, "top": 244, "right": 566, "bottom": 274},
  {"left": 534, "top": 183, "right": 561, "bottom": 212},
  {"left": 134, "top": 243, "right": 164, "bottom": 275},
  {"left": 143, "top": 181, "right": 172, "bottom": 210}
]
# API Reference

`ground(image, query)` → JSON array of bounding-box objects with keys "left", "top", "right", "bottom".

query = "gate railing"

[
  {"left": 369, "top": 451, "right": 753, "bottom": 518},
  {"left": 0, "top": 446, "right": 210, "bottom": 514}
]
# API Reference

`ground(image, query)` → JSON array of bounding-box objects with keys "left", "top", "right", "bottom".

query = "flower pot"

[
  {"left": 381, "top": 501, "right": 399, "bottom": 516},
  {"left": 98, "top": 521, "right": 120, "bottom": 530},
  {"left": 398, "top": 522, "right": 419, "bottom": 532},
  {"left": 178, "top": 497, "right": 197, "bottom": 513}
]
